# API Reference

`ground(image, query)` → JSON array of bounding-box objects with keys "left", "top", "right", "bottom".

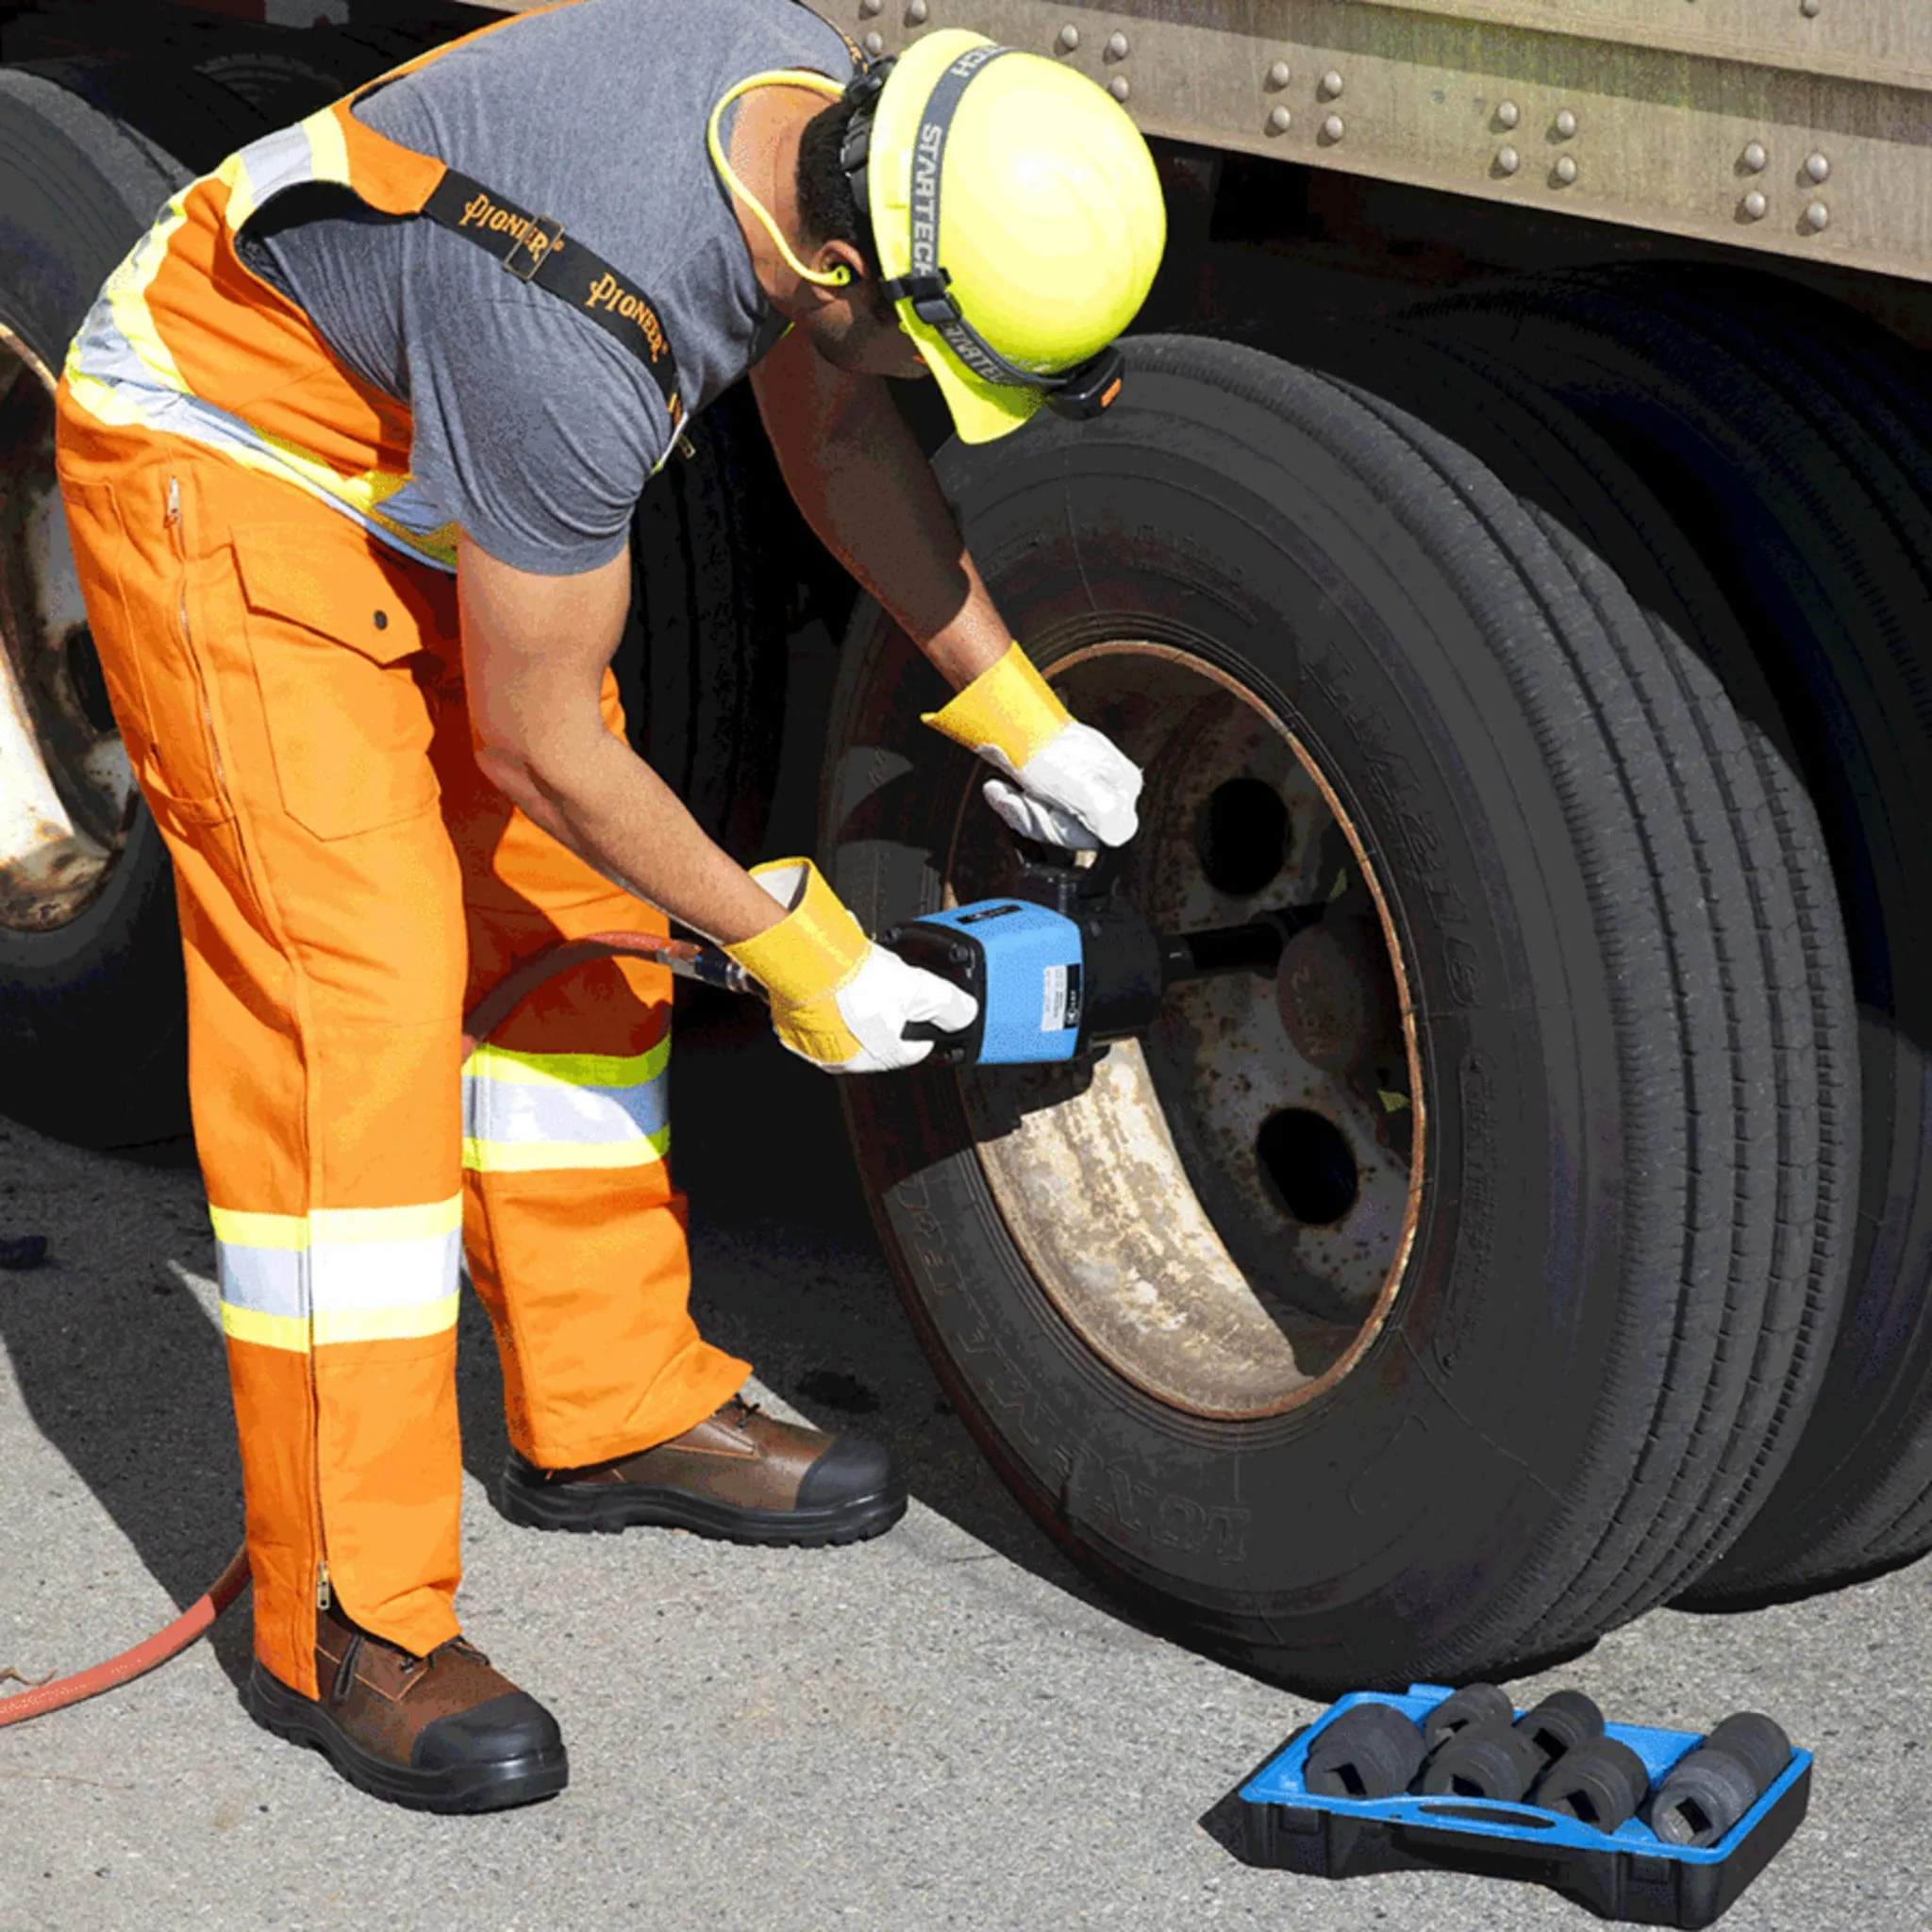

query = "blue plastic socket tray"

[{"left": 1237, "top": 1684, "right": 1811, "bottom": 1926}]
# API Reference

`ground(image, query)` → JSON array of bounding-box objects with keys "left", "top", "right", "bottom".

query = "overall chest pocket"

[{"left": 232, "top": 527, "right": 447, "bottom": 842}]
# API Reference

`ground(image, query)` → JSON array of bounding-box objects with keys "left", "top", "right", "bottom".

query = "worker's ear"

[{"left": 813, "top": 238, "right": 869, "bottom": 295}]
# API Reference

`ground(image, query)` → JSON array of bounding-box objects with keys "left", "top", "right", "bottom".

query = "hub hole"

[
  {"left": 1257, "top": 1108, "right": 1359, "bottom": 1225},
  {"left": 1197, "top": 777, "right": 1289, "bottom": 896}
]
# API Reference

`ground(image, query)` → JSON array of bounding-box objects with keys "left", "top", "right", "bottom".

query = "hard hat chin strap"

[{"left": 843, "top": 45, "right": 1127, "bottom": 420}]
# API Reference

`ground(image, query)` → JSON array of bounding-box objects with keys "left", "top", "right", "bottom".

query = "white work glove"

[
  {"left": 923, "top": 643, "right": 1141, "bottom": 851},
  {"left": 723, "top": 859, "right": 978, "bottom": 1074}
]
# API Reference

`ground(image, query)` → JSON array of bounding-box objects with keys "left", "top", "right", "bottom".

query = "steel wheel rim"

[{"left": 948, "top": 640, "right": 1425, "bottom": 1422}]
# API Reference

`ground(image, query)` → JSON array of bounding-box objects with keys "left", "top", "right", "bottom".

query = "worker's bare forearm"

[
  {"left": 481, "top": 730, "right": 781, "bottom": 947},
  {"left": 457, "top": 534, "right": 782, "bottom": 947},
  {"left": 752, "top": 333, "right": 1010, "bottom": 690}
]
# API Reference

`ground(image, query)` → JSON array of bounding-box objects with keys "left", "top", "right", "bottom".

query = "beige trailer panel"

[
  {"left": 465, "top": 0, "right": 1932, "bottom": 284},
  {"left": 822, "top": 0, "right": 1932, "bottom": 282}
]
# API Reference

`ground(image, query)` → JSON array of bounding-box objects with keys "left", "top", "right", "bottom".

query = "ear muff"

[{"left": 707, "top": 70, "right": 854, "bottom": 289}]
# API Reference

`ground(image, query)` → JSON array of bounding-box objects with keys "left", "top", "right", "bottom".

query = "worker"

[{"left": 54, "top": 0, "right": 1164, "bottom": 1812}]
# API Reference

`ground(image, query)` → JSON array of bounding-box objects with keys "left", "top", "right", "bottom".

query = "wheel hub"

[{"left": 948, "top": 641, "right": 1424, "bottom": 1421}]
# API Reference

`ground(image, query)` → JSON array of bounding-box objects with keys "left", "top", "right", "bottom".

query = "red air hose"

[{"left": 1, "top": 929, "right": 695, "bottom": 1728}]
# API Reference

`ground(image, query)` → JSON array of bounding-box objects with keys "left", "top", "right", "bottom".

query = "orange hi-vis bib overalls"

[{"left": 54, "top": 19, "right": 750, "bottom": 1697}]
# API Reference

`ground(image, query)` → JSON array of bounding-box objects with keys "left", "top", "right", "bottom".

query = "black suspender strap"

[{"left": 419, "top": 167, "right": 684, "bottom": 427}]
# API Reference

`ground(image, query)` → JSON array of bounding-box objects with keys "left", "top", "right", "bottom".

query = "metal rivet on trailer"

[
  {"left": 1496, "top": 99, "right": 1521, "bottom": 129},
  {"left": 1267, "top": 58, "right": 1291, "bottom": 89},
  {"left": 1742, "top": 190, "right": 1769, "bottom": 220},
  {"left": 1267, "top": 105, "right": 1293, "bottom": 135},
  {"left": 1742, "top": 142, "right": 1768, "bottom": 172},
  {"left": 858, "top": 0, "right": 882, "bottom": 15},
  {"left": 1553, "top": 154, "right": 1578, "bottom": 185},
  {"left": 1109, "top": 74, "right": 1130, "bottom": 100},
  {"left": 1322, "top": 112, "right": 1345, "bottom": 142},
  {"left": 1805, "top": 199, "right": 1831, "bottom": 230},
  {"left": 1805, "top": 151, "right": 1831, "bottom": 183},
  {"left": 1495, "top": 145, "right": 1521, "bottom": 175},
  {"left": 1107, "top": 29, "right": 1129, "bottom": 58},
  {"left": 906, "top": 0, "right": 927, "bottom": 21},
  {"left": 1320, "top": 70, "right": 1344, "bottom": 99},
  {"left": 1057, "top": 21, "right": 1079, "bottom": 49},
  {"left": 1554, "top": 108, "right": 1577, "bottom": 138},
  {"left": 863, "top": 28, "right": 885, "bottom": 54}
]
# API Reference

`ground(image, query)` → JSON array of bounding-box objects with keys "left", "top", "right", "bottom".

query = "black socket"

[
  {"left": 1421, "top": 1683, "right": 1514, "bottom": 1753},
  {"left": 1419, "top": 1720, "right": 1546, "bottom": 1803},
  {"left": 1648, "top": 1712, "right": 1792, "bottom": 1848},
  {"left": 1515, "top": 1689, "right": 1605, "bottom": 1767},
  {"left": 1302, "top": 1702, "right": 1426, "bottom": 1801},
  {"left": 1533, "top": 1735, "right": 1651, "bottom": 1832}
]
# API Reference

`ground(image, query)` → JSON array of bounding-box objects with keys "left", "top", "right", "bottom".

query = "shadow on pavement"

[
  {"left": 0, "top": 984, "right": 1112, "bottom": 1702},
  {"left": 0, "top": 1122, "right": 252, "bottom": 1690}
]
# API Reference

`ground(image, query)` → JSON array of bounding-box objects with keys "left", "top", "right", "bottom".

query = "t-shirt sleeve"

[{"left": 399, "top": 280, "right": 672, "bottom": 576}]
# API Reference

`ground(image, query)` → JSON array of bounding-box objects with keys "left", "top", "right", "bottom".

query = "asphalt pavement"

[{"left": 2, "top": 986, "right": 1929, "bottom": 1932}]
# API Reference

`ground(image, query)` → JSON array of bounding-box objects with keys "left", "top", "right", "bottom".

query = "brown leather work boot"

[
  {"left": 499, "top": 1393, "right": 906, "bottom": 1546},
  {"left": 244, "top": 1603, "right": 567, "bottom": 1814}
]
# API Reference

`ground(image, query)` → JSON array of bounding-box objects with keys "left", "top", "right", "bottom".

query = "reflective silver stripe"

[
  {"left": 216, "top": 1241, "right": 306, "bottom": 1321},
  {"left": 462, "top": 1040, "right": 672, "bottom": 1173},
  {"left": 61, "top": 115, "right": 460, "bottom": 572},
  {"left": 211, "top": 1199, "right": 463, "bottom": 1350},
  {"left": 463, "top": 1069, "right": 670, "bottom": 1149}
]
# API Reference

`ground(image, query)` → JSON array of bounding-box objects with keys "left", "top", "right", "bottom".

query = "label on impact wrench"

[{"left": 1041, "top": 962, "right": 1084, "bottom": 1032}]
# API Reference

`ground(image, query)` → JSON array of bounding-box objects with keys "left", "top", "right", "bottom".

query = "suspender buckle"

[{"left": 505, "top": 214, "right": 564, "bottom": 282}]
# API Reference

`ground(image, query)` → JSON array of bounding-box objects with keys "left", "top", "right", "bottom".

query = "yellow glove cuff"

[
  {"left": 921, "top": 643, "right": 1070, "bottom": 769},
  {"left": 723, "top": 858, "right": 869, "bottom": 1010}
]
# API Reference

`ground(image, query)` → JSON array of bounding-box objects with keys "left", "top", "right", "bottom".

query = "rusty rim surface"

[
  {"left": 0, "top": 328, "right": 134, "bottom": 936},
  {"left": 950, "top": 642, "right": 1424, "bottom": 1422}
]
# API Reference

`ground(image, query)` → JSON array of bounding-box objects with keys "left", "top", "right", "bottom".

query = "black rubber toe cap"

[
  {"left": 413, "top": 1690, "right": 564, "bottom": 1773},
  {"left": 795, "top": 1434, "right": 896, "bottom": 1512}
]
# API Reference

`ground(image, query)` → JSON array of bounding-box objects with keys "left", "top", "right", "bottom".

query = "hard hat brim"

[{"left": 900, "top": 306, "right": 1048, "bottom": 443}]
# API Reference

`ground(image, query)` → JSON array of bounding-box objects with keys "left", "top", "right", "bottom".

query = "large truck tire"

[
  {"left": 824, "top": 335, "right": 1835, "bottom": 1690},
  {"left": 1406, "top": 270, "right": 1932, "bottom": 1607},
  {"left": 0, "top": 30, "right": 804, "bottom": 1147},
  {"left": 0, "top": 71, "right": 192, "bottom": 1148},
  {"left": 1273, "top": 311, "right": 1859, "bottom": 1620}
]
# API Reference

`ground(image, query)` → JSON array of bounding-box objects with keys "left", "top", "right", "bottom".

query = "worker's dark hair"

[{"left": 795, "top": 94, "right": 880, "bottom": 278}]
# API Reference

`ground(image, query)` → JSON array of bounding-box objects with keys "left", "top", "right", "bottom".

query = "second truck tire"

[{"left": 825, "top": 335, "right": 1848, "bottom": 1690}]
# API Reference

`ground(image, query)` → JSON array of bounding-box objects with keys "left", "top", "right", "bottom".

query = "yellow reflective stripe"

[
  {"left": 462, "top": 1130, "right": 671, "bottom": 1174},
  {"left": 99, "top": 196, "right": 193, "bottom": 396},
  {"left": 314, "top": 1293, "right": 458, "bottom": 1346},
  {"left": 221, "top": 1304, "right": 311, "bottom": 1353},
  {"left": 308, "top": 1197, "right": 462, "bottom": 1244},
  {"left": 217, "top": 147, "right": 259, "bottom": 235},
  {"left": 464, "top": 1038, "right": 672, "bottom": 1090},
  {"left": 209, "top": 1205, "right": 307, "bottom": 1251},
  {"left": 301, "top": 106, "right": 350, "bottom": 187},
  {"left": 209, "top": 1197, "right": 461, "bottom": 1250},
  {"left": 248, "top": 423, "right": 461, "bottom": 569}
]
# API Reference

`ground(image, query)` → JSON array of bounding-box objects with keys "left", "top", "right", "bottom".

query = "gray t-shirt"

[{"left": 247, "top": 0, "right": 854, "bottom": 574}]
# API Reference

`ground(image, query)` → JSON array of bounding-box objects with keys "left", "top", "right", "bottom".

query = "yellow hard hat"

[{"left": 841, "top": 30, "right": 1167, "bottom": 442}]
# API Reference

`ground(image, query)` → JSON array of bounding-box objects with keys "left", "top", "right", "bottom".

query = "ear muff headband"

[
  {"left": 708, "top": 70, "right": 854, "bottom": 288},
  {"left": 841, "top": 45, "right": 1126, "bottom": 417}
]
